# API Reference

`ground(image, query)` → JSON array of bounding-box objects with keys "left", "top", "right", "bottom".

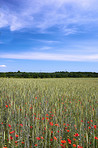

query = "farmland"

[{"left": 0, "top": 78, "right": 98, "bottom": 148}]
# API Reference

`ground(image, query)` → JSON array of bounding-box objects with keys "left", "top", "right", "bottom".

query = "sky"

[{"left": 0, "top": 0, "right": 98, "bottom": 72}]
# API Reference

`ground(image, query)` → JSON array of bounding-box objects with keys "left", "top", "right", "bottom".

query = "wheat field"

[{"left": 0, "top": 78, "right": 98, "bottom": 148}]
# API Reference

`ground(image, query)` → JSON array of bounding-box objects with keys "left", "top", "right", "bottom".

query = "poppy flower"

[
  {"left": 95, "top": 136, "right": 98, "bottom": 140},
  {"left": 74, "top": 133, "right": 79, "bottom": 137},
  {"left": 55, "top": 124, "right": 59, "bottom": 127},
  {"left": 36, "top": 137, "right": 40, "bottom": 140},
  {"left": 49, "top": 122, "right": 53, "bottom": 126},
  {"left": 94, "top": 125, "right": 96, "bottom": 129},
  {"left": 61, "top": 140, "right": 66, "bottom": 144},
  {"left": 8, "top": 124, "right": 11, "bottom": 127},
  {"left": 54, "top": 136, "right": 57, "bottom": 140},
  {"left": 73, "top": 144, "right": 76, "bottom": 147},
  {"left": 20, "top": 124, "right": 23, "bottom": 127},
  {"left": 50, "top": 138, "right": 53, "bottom": 141},
  {"left": 21, "top": 142, "right": 24, "bottom": 144},
  {"left": 35, "top": 144, "right": 38, "bottom": 146},
  {"left": 10, "top": 136, "right": 13, "bottom": 140},
  {"left": 15, "top": 134, "right": 19, "bottom": 137},
  {"left": 67, "top": 139, "right": 71, "bottom": 144},
  {"left": 10, "top": 131, "right": 15, "bottom": 134},
  {"left": 41, "top": 136, "right": 44, "bottom": 139},
  {"left": 6, "top": 105, "right": 8, "bottom": 108},
  {"left": 42, "top": 117, "right": 45, "bottom": 120}
]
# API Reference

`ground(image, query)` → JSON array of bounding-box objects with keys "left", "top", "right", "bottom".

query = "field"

[{"left": 0, "top": 78, "right": 98, "bottom": 148}]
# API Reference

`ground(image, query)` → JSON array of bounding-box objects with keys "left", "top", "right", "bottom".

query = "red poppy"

[
  {"left": 20, "top": 124, "right": 23, "bottom": 127},
  {"left": 6, "top": 105, "right": 8, "bottom": 108},
  {"left": 73, "top": 144, "right": 76, "bottom": 147},
  {"left": 10, "top": 136, "right": 13, "bottom": 140},
  {"left": 35, "top": 144, "right": 38, "bottom": 146},
  {"left": 15, "top": 141, "right": 18, "bottom": 144},
  {"left": 49, "top": 122, "right": 53, "bottom": 126},
  {"left": 67, "top": 130, "right": 70, "bottom": 132},
  {"left": 36, "top": 137, "right": 40, "bottom": 140},
  {"left": 61, "top": 140, "right": 66, "bottom": 144},
  {"left": 55, "top": 124, "right": 59, "bottom": 127},
  {"left": 67, "top": 138, "right": 71, "bottom": 144},
  {"left": 10, "top": 131, "right": 15, "bottom": 134},
  {"left": 50, "top": 138, "right": 53, "bottom": 141},
  {"left": 94, "top": 125, "right": 96, "bottom": 129},
  {"left": 41, "top": 136, "right": 44, "bottom": 139},
  {"left": 15, "top": 134, "right": 19, "bottom": 137},
  {"left": 42, "top": 117, "right": 45, "bottom": 120},
  {"left": 95, "top": 136, "right": 98, "bottom": 140},
  {"left": 74, "top": 133, "right": 79, "bottom": 137},
  {"left": 21, "top": 142, "right": 24, "bottom": 144},
  {"left": 8, "top": 124, "right": 11, "bottom": 127},
  {"left": 54, "top": 136, "right": 57, "bottom": 140}
]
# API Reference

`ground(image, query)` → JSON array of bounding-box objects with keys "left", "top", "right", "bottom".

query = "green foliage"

[{"left": 0, "top": 71, "right": 98, "bottom": 78}]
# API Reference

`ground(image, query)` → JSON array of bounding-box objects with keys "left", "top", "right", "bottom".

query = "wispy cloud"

[
  {"left": 0, "top": 0, "right": 98, "bottom": 34},
  {"left": 31, "top": 39, "right": 60, "bottom": 44},
  {"left": 39, "top": 46, "right": 52, "bottom": 51},
  {"left": 0, "top": 52, "right": 98, "bottom": 62},
  {"left": 0, "top": 65, "right": 6, "bottom": 67}
]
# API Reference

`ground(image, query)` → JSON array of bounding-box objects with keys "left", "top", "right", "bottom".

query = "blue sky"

[{"left": 0, "top": 0, "right": 98, "bottom": 72}]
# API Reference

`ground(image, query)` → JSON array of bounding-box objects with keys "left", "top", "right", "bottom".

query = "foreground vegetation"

[{"left": 0, "top": 78, "right": 98, "bottom": 148}]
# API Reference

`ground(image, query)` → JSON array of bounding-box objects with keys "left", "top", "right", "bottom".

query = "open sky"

[{"left": 0, "top": 0, "right": 98, "bottom": 72}]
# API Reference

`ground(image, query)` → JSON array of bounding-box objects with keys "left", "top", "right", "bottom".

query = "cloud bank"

[
  {"left": 0, "top": 0, "right": 98, "bottom": 33},
  {"left": 0, "top": 52, "right": 98, "bottom": 62}
]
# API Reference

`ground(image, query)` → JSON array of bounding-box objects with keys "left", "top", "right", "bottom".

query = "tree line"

[{"left": 0, "top": 71, "right": 98, "bottom": 78}]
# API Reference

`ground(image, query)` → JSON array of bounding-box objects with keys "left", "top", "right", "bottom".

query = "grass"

[{"left": 0, "top": 78, "right": 98, "bottom": 148}]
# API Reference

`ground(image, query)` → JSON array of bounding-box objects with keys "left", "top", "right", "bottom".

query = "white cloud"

[
  {"left": 0, "top": 65, "right": 6, "bottom": 67},
  {"left": 0, "top": 0, "right": 98, "bottom": 33},
  {"left": 31, "top": 39, "right": 60, "bottom": 44},
  {"left": 0, "top": 52, "right": 98, "bottom": 62}
]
